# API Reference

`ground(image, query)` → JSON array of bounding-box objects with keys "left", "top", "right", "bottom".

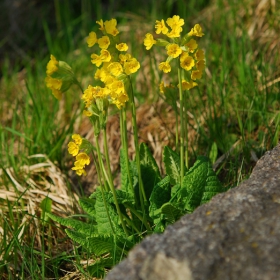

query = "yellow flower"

[
  {"left": 166, "top": 15, "right": 184, "bottom": 38},
  {"left": 159, "top": 81, "right": 165, "bottom": 94},
  {"left": 166, "top": 26, "right": 182, "bottom": 38},
  {"left": 188, "top": 24, "right": 204, "bottom": 37},
  {"left": 83, "top": 110, "right": 93, "bottom": 117},
  {"left": 181, "top": 79, "right": 198, "bottom": 90},
  {"left": 155, "top": 19, "right": 168, "bottom": 34},
  {"left": 144, "top": 33, "right": 157, "bottom": 50},
  {"left": 191, "top": 70, "right": 202, "bottom": 80},
  {"left": 87, "top": 32, "right": 97, "bottom": 47},
  {"left": 75, "top": 168, "right": 87, "bottom": 176},
  {"left": 51, "top": 89, "right": 63, "bottom": 100},
  {"left": 110, "top": 80, "right": 125, "bottom": 94},
  {"left": 96, "top": 19, "right": 104, "bottom": 31},
  {"left": 104, "top": 19, "right": 119, "bottom": 36},
  {"left": 166, "top": 43, "right": 182, "bottom": 58},
  {"left": 100, "top": 49, "right": 111, "bottom": 63},
  {"left": 166, "top": 15, "right": 184, "bottom": 30},
  {"left": 46, "top": 55, "right": 59, "bottom": 75},
  {"left": 124, "top": 58, "right": 140, "bottom": 75},
  {"left": 68, "top": 141, "right": 79, "bottom": 156},
  {"left": 185, "top": 39, "right": 198, "bottom": 53},
  {"left": 107, "top": 62, "right": 123, "bottom": 77},
  {"left": 45, "top": 76, "right": 62, "bottom": 90},
  {"left": 71, "top": 161, "right": 87, "bottom": 176},
  {"left": 119, "top": 53, "right": 132, "bottom": 63},
  {"left": 195, "top": 49, "right": 205, "bottom": 61},
  {"left": 72, "top": 134, "right": 83, "bottom": 145},
  {"left": 116, "top": 43, "right": 128, "bottom": 51},
  {"left": 91, "top": 53, "right": 103, "bottom": 67},
  {"left": 196, "top": 60, "right": 205, "bottom": 71},
  {"left": 180, "top": 52, "right": 195, "bottom": 71},
  {"left": 159, "top": 61, "right": 171, "bottom": 73},
  {"left": 76, "top": 152, "right": 90, "bottom": 166},
  {"left": 98, "top": 36, "right": 110, "bottom": 49}
]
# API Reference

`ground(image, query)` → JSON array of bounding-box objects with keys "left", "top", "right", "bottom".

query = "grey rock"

[{"left": 106, "top": 144, "right": 280, "bottom": 280}]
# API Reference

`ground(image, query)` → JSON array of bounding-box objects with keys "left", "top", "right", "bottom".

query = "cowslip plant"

[{"left": 46, "top": 17, "right": 227, "bottom": 277}]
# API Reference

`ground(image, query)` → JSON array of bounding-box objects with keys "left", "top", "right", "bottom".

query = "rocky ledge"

[{"left": 106, "top": 144, "right": 280, "bottom": 280}]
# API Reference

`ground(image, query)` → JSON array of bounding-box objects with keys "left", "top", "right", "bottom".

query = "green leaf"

[
  {"left": 120, "top": 148, "right": 138, "bottom": 195},
  {"left": 139, "top": 143, "right": 161, "bottom": 200},
  {"left": 163, "top": 146, "right": 181, "bottom": 185},
  {"left": 79, "top": 197, "right": 96, "bottom": 217},
  {"left": 160, "top": 202, "right": 183, "bottom": 224},
  {"left": 93, "top": 187, "right": 124, "bottom": 236},
  {"left": 149, "top": 176, "right": 171, "bottom": 221},
  {"left": 40, "top": 197, "right": 52, "bottom": 224},
  {"left": 181, "top": 156, "right": 224, "bottom": 212},
  {"left": 47, "top": 213, "right": 97, "bottom": 234},
  {"left": 209, "top": 142, "right": 218, "bottom": 165}
]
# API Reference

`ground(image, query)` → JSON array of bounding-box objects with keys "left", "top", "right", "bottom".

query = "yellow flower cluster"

[
  {"left": 84, "top": 18, "right": 140, "bottom": 110},
  {"left": 144, "top": 16, "right": 205, "bottom": 91},
  {"left": 45, "top": 55, "right": 63, "bottom": 99},
  {"left": 68, "top": 134, "right": 90, "bottom": 176},
  {"left": 45, "top": 55, "right": 76, "bottom": 99}
]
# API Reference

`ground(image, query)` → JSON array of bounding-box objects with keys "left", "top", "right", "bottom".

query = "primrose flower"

[
  {"left": 181, "top": 79, "right": 198, "bottom": 90},
  {"left": 45, "top": 76, "right": 63, "bottom": 99},
  {"left": 68, "top": 134, "right": 82, "bottom": 157},
  {"left": 45, "top": 54, "right": 77, "bottom": 99},
  {"left": 159, "top": 61, "right": 171, "bottom": 73},
  {"left": 107, "top": 62, "right": 123, "bottom": 77},
  {"left": 191, "top": 70, "right": 202, "bottom": 80},
  {"left": 196, "top": 60, "right": 205, "bottom": 71},
  {"left": 166, "top": 15, "right": 184, "bottom": 30},
  {"left": 124, "top": 58, "right": 140, "bottom": 75},
  {"left": 195, "top": 49, "right": 205, "bottom": 61},
  {"left": 159, "top": 81, "right": 165, "bottom": 94},
  {"left": 185, "top": 39, "right": 198, "bottom": 53},
  {"left": 46, "top": 55, "right": 59, "bottom": 75},
  {"left": 155, "top": 20, "right": 168, "bottom": 34},
  {"left": 72, "top": 134, "right": 83, "bottom": 145},
  {"left": 104, "top": 19, "right": 119, "bottom": 36},
  {"left": 188, "top": 24, "right": 204, "bottom": 37},
  {"left": 180, "top": 52, "right": 195, "bottom": 71},
  {"left": 98, "top": 36, "right": 110, "bottom": 49},
  {"left": 87, "top": 32, "right": 97, "bottom": 47},
  {"left": 91, "top": 53, "right": 103, "bottom": 67},
  {"left": 68, "top": 142, "right": 79, "bottom": 157},
  {"left": 96, "top": 19, "right": 104, "bottom": 31},
  {"left": 100, "top": 49, "right": 112, "bottom": 62},
  {"left": 166, "top": 43, "right": 182, "bottom": 58},
  {"left": 116, "top": 43, "right": 128, "bottom": 51},
  {"left": 166, "top": 15, "right": 184, "bottom": 38},
  {"left": 144, "top": 33, "right": 157, "bottom": 50}
]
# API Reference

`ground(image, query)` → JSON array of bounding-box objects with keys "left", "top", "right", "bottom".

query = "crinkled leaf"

[
  {"left": 160, "top": 202, "right": 183, "bottom": 224},
  {"left": 120, "top": 148, "right": 138, "bottom": 195},
  {"left": 163, "top": 146, "right": 181, "bottom": 185},
  {"left": 181, "top": 156, "right": 224, "bottom": 212},
  {"left": 93, "top": 187, "right": 124, "bottom": 236},
  {"left": 139, "top": 143, "right": 161, "bottom": 200},
  {"left": 149, "top": 176, "right": 171, "bottom": 221},
  {"left": 79, "top": 197, "right": 96, "bottom": 217},
  {"left": 47, "top": 213, "right": 97, "bottom": 234}
]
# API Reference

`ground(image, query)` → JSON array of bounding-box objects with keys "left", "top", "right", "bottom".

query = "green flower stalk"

[{"left": 144, "top": 16, "right": 206, "bottom": 184}]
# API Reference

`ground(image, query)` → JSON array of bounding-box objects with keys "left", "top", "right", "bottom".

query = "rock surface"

[{"left": 106, "top": 144, "right": 280, "bottom": 280}]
